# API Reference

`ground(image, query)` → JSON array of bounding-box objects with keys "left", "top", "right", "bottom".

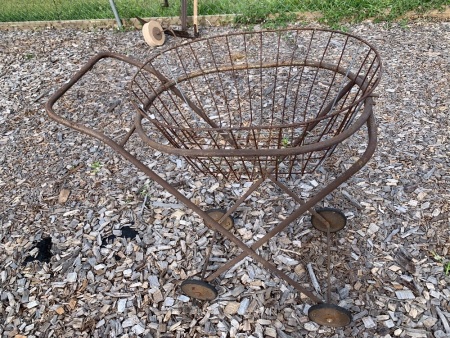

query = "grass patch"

[
  {"left": 236, "top": 0, "right": 449, "bottom": 28},
  {"left": 1, "top": 0, "right": 448, "bottom": 25},
  {"left": 302, "top": 0, "right": 450, "bottom": 26},
  {"left": 1, "top": 0, "right": 180, "bottom": 22}
]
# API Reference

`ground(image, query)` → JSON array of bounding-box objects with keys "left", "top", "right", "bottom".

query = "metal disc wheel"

[
  {"left": 205, "top": 209, "right": 234, "bottom": 230},
  {"left": 180, "top": 279, "right": 218, "bottom": 301},
  {"left": 142, "top": 20, "right": 165, "bottom": 46},
  {"left": 311, "top": 207, "right": 347, "bottom": 233},
  {"left": 308, "top": 303, "right": 352, "bottom": 327}
]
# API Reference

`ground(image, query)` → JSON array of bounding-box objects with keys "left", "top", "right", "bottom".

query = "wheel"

[
  {"left": 142, "top": 20, "right": 165, "bottom": 46},
  {"left": 180, "top": 279, "right": 218, "bottom": 301},
  {"left": 205, "top": 209, "right": 234, "bottom": 230},
  {"left": 308, "top": 303, "right": 352, "bottom": 327},
  {"left": 310, "top": 207, "right": 347, "bottom": 233}
]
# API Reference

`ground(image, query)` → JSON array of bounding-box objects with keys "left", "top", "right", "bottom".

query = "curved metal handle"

[{"left": 45, "top": 51, "right": 146, "bottom": 146}]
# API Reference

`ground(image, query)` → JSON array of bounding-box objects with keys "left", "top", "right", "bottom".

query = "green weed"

[
  {"left": 281, "top": 137, "right": 290, "bottom": 147},
  {"left": 90, "top": 161, "right": 102, "bottom": 175},
  {"left": 445, "top": 262, "right": 450, "bottom": 276},
  {"left": 138, "top": 181, "right": 152, "bottom": 198},
  {"left": 431, "top": 251, "right": 444, "bottom": 262},
  {"left": 398, "top": 18, "right": 410, "bottom": 29}
]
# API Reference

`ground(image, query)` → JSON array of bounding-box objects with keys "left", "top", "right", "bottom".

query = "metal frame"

[{"left": 46, "top": 29, "right": 381, "bottom": 309}]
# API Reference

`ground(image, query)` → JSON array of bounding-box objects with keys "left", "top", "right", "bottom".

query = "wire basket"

[{"left": 130, "top": 28, "right": 381, "bottom": 180}]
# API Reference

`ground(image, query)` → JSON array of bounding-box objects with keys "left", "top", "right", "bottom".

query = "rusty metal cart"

[{"left": 46, "top": 28, "right": 381, "bottom": 327}]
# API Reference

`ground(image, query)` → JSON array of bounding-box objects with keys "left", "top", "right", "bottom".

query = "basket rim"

[{"left": 134, "top": 96, "right": 374, "bottom": 157}]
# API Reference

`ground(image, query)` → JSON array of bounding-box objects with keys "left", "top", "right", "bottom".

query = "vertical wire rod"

[{"left": 326, "top": 222, "right": 332, "bottom": 303}]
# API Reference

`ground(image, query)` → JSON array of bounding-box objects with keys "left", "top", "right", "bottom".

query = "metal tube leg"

[
  {"left": 326, "top": 224, "right": 332, "bottom": 303},
  {"left": 200, "top": 231, "right": 218, "bottom": 280}
]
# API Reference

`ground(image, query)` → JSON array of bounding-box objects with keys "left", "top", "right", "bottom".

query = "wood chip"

[
  {"left": 304, "top": 322, "right": 319, "bottom": 331},
  {"left": 68, "top": 298, "right": 77, "bottom": 310},
  {"left": 436, "top": 306, "right": 450, "bottom": 334},
  {"left": 395, "top": 289, "right": 415, "bottom": 300},
  {"left": 237, "top": 298, "right": 250, "bottom": 315},
  {"left": 58, "top": 188, "right": 71, "bottom": 204},
  {"left": 66, "top": 272, "right": 77, "bottom": 283},
  {"left": 26, "top": 301, "right": 39, "bottom": 309},
  {"left": 362, "top": 316, "right": 376, "bottom": 329},
  {"left": 307, "top": 263, "right": 321, "bottom": 294},
  {"left": 264, "top": 327, "right": 277, "bottom": 337},
  {"left": 384, "top": 319, "right": 395, "bottom": 328},
  {"left": 224, "top": 302, "right": 240, "bottom": 315},
  {"left": 276, "top": 254, "right": 299, "bottom": 266},
  {"left": 117, "top": 299, "right": 127, "bottom": 313}
]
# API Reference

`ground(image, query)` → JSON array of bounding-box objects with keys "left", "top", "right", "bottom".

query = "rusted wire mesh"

[{"left": 131, "top": 28, "right": 381, "bottom": 180}]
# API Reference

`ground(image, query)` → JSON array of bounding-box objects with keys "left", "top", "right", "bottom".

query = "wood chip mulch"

[{"left": 0, "top": 20, "right": 449, "bottom": 338}]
